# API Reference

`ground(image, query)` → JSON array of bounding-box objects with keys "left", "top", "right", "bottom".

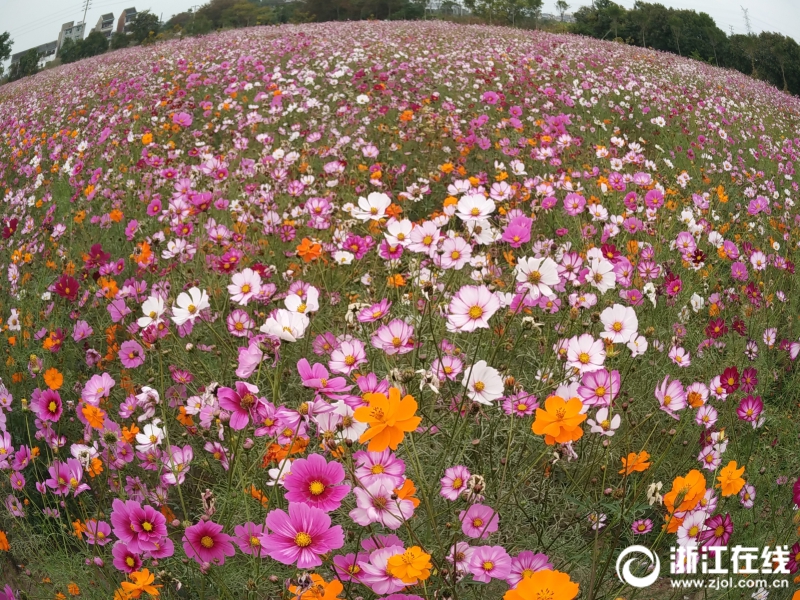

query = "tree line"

[{"left": 2, "top": 0, "right": 799, "bottom": 97}]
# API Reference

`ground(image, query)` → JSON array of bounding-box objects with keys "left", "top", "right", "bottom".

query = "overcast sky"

[{"left": 1, "top": 0, "right": 798, "bottom": 61}]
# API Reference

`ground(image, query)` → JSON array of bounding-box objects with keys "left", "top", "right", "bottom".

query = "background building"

[
  {"left": 117, "top": 8, "right": 138, "bottom": 34},
  {"left": 10, "top": 41, "right": 58, "bottom": 69},
  {"left": 57, "top": 21, "right": 86, "bottom": 51},
  {"left": 93, "top": 13, "right": 116, "bottom": 39}
]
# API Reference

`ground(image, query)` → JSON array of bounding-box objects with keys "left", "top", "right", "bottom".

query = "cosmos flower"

[
  {"left": 182, "top": 520, "right": 235, "bottom": 566},
  {"left": 261, "top": 502, "right": 344, "bottom": 568},
  {"left": 283, "top": 453, "right": 351, "bottom": 512},
  {"left": 171, "top": 287, "right": 210, "bottom": 326}
]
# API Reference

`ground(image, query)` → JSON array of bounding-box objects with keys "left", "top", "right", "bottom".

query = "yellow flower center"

[
  {"left": 187, "top": 304, "right": 197, "bottom": 314},
  {"left": 345, "top": 355, "right": 356, "bottom": 366},
  {"left": 200, "top": 535, "right": 214, "bottom": 548},
  {"left": 142, "top": 521, "right": 153, "bottom": 532},
  {"left": 578, "top": 352, "right": 590, "bottom": 364},
  {"left": 468, "top": 305, "right": 484, "bottom": 319},
  {"left": 48, "top": 401, "right": 57, "bottom": 412},
  {"left": 371, "top": 464, "right": 385, "bottom": 474},
  {"left": 250, "top": 536, "right": 261, "bottom": 547},
  {"left": 392, "top": 336, "right": 402, "bottom": 347},
  {"left": 295, "top": 532, "right": 312, "bottom": 547},
  {"left": 423, "top": 235, "right": 433, "bottom": 245},
  {"left": 241, "top": 284, "right": 251, "bottom": 293},
  {"left": 528, "top": 271, "right": 542, "bottom": 284},
  {"left": 612, "top": 322, "right": 622, "bottom": 332},
  {"left": 474, "top": 381, "right": 485, "bottom": 392},
  {"left": 472, "top": 518, "right": 483, "bottom": 527},
  {"left": 309, "top": 481, "right": 326, "bottom": 496},
  {"left": 451, "top": 251, "right": 461, "bottom": 259},
  {"left": 482, "top": 561, "right": 494, "bottom": 571}
]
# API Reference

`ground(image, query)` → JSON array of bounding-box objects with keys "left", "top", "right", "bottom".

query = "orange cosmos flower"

[
  {"left": 296, "top": 237, "right": 322, "bottom": 263},
  {"left": 288, "top": 574, "right": 343, "bottom": 599},
  {"left": 120, "top": 569, "right": 161, "bottom": 598},
  {"left": 717, "top": 460, "right": 746, "bottom": 497},
  {"left": 503, "top": 569, "right": 579, "bottom": 600},
  {"left": 82, "top": 405, "right": 106, "bottom": 429},
  {"left": 387, "top": 546, "right": 433, "bottom": 583},
  {"left": 43, "top": 368, "right": 63, "bottom": 390},
  {"left": 354, "top": 388, "right": 422, "bottom": 452},
  {"left": 0, "top": 530, "right": 9, "bottom": 551},
  {"left": 531, "top": 396, "right": 586, "bottom": 445},
  {"left": 663, "top": 469, "right": 706, "bottom": 514},
  {"left": 619, "top": 451, "right": 651, "bottom": 475},
  {"left": 394, "top": 478, "right": 420, "bottom": 508}
]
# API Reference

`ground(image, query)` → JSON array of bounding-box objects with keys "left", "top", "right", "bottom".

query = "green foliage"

[
  {"left": 59, "top": 31, "right": 109, "bottom": 65},
  {"left": 0, "top": 32, "right": 11, "bottom": 78},
  {"left": 571, "top": 1, "right": 800, "bottom": 96},
  {"left": 130, "top": 10, "right": 161, "bottom": 44},
  {"left": 463, "top": 0, "right": 543, "bottom": 25},
  {"left": 110, "top": 32, "right": 130, "bottom": 50},
  {"left": 7, "top": 48, "right": 39, "bottom": 82}
]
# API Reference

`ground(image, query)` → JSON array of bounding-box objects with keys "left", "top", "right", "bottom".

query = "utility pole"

[
  {"left": 82, "top": 0, "right": 92, "bottom": 24},
  {"left": 740, "top": 6, "right": 752, "bottom": 35}
]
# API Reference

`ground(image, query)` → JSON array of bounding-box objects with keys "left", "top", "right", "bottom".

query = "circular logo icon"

[{"left": 616, "top": 545, "right": 660, "bottom": 588}]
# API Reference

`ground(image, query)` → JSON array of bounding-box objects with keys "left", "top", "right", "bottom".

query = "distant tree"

[
  {"left": 464, "top": 0, "right": 541, "bottom": 25},
  {"left": 165, "top": 11, "right": 194, "bottom": 30},
  {"left": 58, "top": 37, "right": 81, "bottom": 63},
  {"left": 0, "top": 32, "right": 11, "bottom": 78},
  {"left": 110, "top": 32, "right": 130, "bottom": 49},
  {"left": 555, "top": 0, "right": 569, "bottom": 21},
  {"left": 130, "top": 10, "right": 161, "bottom": 43},
  {"left": 186, "top": 13, "right": 214, "bottom": 35},
  {"left": 8, "top": 48, "right": 39, "bottom": 81},
  {"left": 82, "top": 30, "right": 109, "bottom": 57},
  {"left": 221, "top": 1, "right": 276, "bottom": 27}
]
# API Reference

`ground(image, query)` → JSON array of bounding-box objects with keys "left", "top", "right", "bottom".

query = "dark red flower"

[
  {"left": 54, "top": 275, "right": 79, "bottom": 301},
  {"left": 705, "top": 318, "right": 728, "bottom": 339},
  {"left": 720, "top": 366, "right": 739, "bottom": 394}
]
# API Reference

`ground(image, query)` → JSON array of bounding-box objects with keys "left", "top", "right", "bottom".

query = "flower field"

[{"left": 1, "top": 19, "right": 800, "bottom": 599}]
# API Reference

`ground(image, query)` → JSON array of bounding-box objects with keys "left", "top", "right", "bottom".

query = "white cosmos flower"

[
  {"left": 586, "top": 258, "right": 617, "bottom": 294},
  {"left": 260, "top": 308, "right": 309, "bottom": 342},
  {"left": 456, "top": 193, "right": 495, "bottom": 221},
  {"left": 353, "top": 192, "right": 391, "bottom": 221},
  {"left": 227, "top": 268, "right": 262, "bottom": 306},
  {"left": 566, "top": 334, "right": 605, "bottom": 374},
  {"left": 599, "top": 304, "right": 638, "bottom": 344},
  {"left": 627, "top": 335, "right": 649, "bottom": 357},
  {"left": 135, "top": 419, "right": 164, "bottom": 452},
  {"left": 462, "top": 360, "right": 504, "bottom": 405},
  {"left": 285, "top": 286, "right": 320, "bottom": 314},
  {"left": 171, "top": 287, "right": 210, "bottom": 326},
  {"left": 138, "top": 295, "right": 166, "bottom": 328},
  {"left": 515, "top": 256, "right": 560, "bottom": 300}
]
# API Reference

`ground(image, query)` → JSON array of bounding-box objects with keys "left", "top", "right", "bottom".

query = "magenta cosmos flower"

[
  {"left": 698, "top": 513, "right": 733, "bottom": 548},
  {"left": 183, "top": 520, "right": 236, "bottom": 565},
  {"left": 45, "top": 459, "right": 89, "bottom": 496},
  {"left": 469, "top": 545, "right": 511, "bottom": 582},
  {"left": 736, "top": 395, "right": 763, "bottom": 423},
  {"left": 31, "top": 389, "right": 62, "bottom": 422},
  {"left": 112, "top": 541, "right": 142, "bottom": 573},
  {"left": 217, "top": 381, "right": 262, "bottom": 430},
  {"left": 261, "top": 502, "right": 344, "bottom": 568},
  {"left": 371, "top": 319, "right": 415, "bottom": 355},
  {"left": 507, "top": 551, "right": 553, "bottom": 586},
  {"left": 110, "top": 499, "right": 167, "bottom": 552},
  {"left": 283, "top": 453, "right": 350, "bottom": 511},
  {"left": 440, "top": 465, "right": 471, "bottom": 501}
]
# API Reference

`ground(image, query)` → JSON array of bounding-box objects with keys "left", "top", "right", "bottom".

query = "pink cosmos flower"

[
  {"left": 577, "top": 369, "right": 620, "bottom": 407},
  {"left": 357, "top": 299, "right": 392, "bottom": 323},
  {"left": 507, "top": 551, "right": 553, "bottom": 586},
  {"left": 31, "top": 389, "right": 62, "bottom": 422},
  {"left": 436, "top": 236, "right": 472, "bottom": 270},
  {"left": 233, "top": 522, "right": 266, "bottom": 557},
  {"left": 431, "top": 355, "right": 463, "bottom": 382},
  {"left": 459, "top": 504, "right": 499, "bottom": 539},
  {"left": 227, "top": 268, "right": 261, "bottom": 305},
  {"left": 354, "top": 449, "right": 406, "bottom": 489},
  {"left": 469, "top": 545, "right": 511, "bottom": 582},
  {"left": 566, "top": 334, "right": 606, "bottom": 374},
  {"left": 172, "top": 112, "right": 193, "bottom": 127},
  {"left": 329, "top": 339, "right": 367, "bottom": 375},
  {"left": 283, "top": 453, "right": 350, "bottom": 511},
  {"left": 358, "top": 545, "right": 408, "bottom": 595},
  {"left": 655, "top": 375, "right": 687, "bottom": 419},
  {"left": 46, "top": 459, "right": 89, "bottom": 496},
  {"left": 217, "top": 381, "right": 262, "bottom": 430},
  {"left": 82, "top": 373, "right": 115, "bottom": 406},
  {"left": 440, "top": 465, "right": 471, "bottom": 501},
  {"left": 161, "top": 445, "right": 193, "bottom": 486},
  {"left": 183, "top": 520, "right": 236, "bottom": 565},
  {"left": 350, "top": 481, "right": 415, "bottom": 530},
  {"left": 371, "top": 319, "right": 415, "bottom": 355},
  {"left": 236, "top": 341, "right": 263, "bottom": 378},
  {"left": 501, "top": 215, "right": 532, "bottom": 248},
  {"left": 261, "top": 502, "right": 344, "bottom": 568},
  {"left": 737, "top": 395, "right": 763, "bottom": 423},
  {"left": 84, "top": 519, "right": 112, "bottom": 546},
  {"left": 297, "top": 358, "right": 352, "bottom": 396},
  {"left": 119, "top": 340, "right": 146, "bottom": 368},
  {"left": 447, "top": 285, "right": 500, "bottom": 332}
]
